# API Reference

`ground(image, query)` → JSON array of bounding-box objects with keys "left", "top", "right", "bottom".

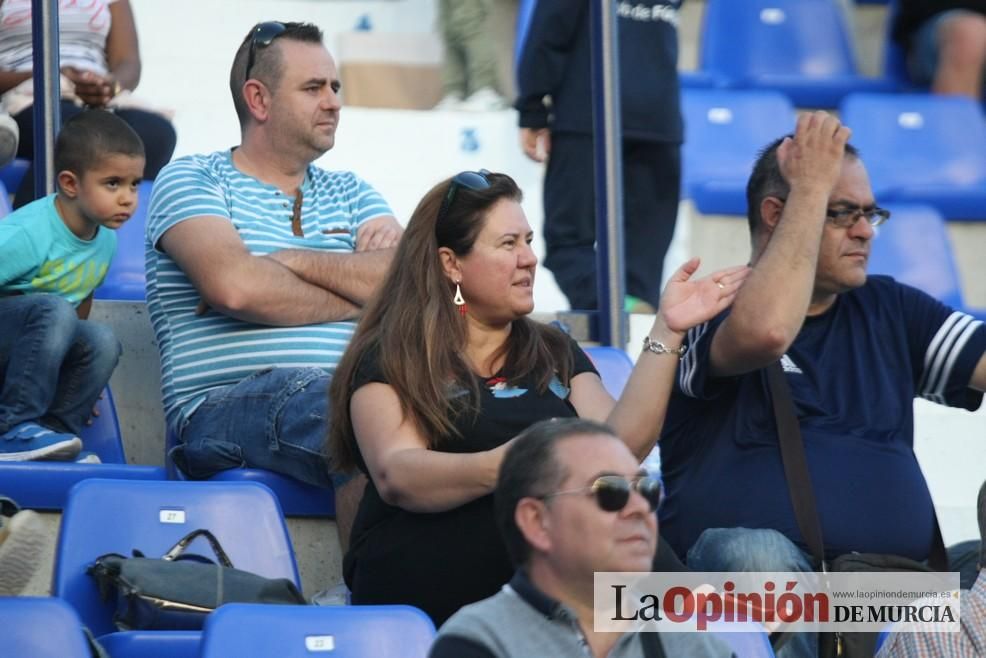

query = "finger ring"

[{"left": 717, "top": 281, "right": 725, "bottom": 290}]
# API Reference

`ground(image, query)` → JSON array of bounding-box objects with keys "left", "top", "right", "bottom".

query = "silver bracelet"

[{"left": 642, "top": 335, "right": 687, "bottom": 357}]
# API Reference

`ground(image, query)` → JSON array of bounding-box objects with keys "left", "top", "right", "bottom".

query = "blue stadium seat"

[
  {"left": 707, "top": 620, "right": 776, "bottom": 657},
  {"left": 53, "top": 479, "right": 300, "bottom": 638},
  {"left": 0, "top": 386, "right": 166, "bottom": 510},
  {"left": 164, "top": 427, "right": 336, "bottom": 518},
  {"left": 583, "top": 345, "right": 634, "bottom": 398},
  {"left": 841, "top": 93, "right": 986, "bottom": 221},
  {"left": 0, "top": 180, "right": 10, "bottom": 218},
  {"left": 868, "top": 203, "right": 986, "bottom": 319},
  {"left": 199, "top": 603, "right": 436, "bottom": 658},
  {"left": 98, "top": 631, "right": 202, "bottom": 658},
  {"left": 699, "top": 0, "right": 895, "bottom": 108},
  {"left": 1, "top": 596, "right": 92, "bottom": 657},
  {"left": 876, "top": 626, "right": 892, "bottom": 652},
  {"left": 0, "top": 157, "right": 29, "bottom": 195},
  {"left": 95, "top": 180, "right": 153, "bottom": 300},
  {"left": 681, "top": 88, "right": 797, "bottom": 215},
  {"left": 868, "top": 204, "right": 965, "bottom": 309}
]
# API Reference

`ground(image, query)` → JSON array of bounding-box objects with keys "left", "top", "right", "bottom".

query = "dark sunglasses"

[
  {"left": 436, "top": 170, "right": 491, "bottom": 226},
  {"left": 245, "top": 21, "right": 287, "bottom": 83},
  {"left": 540, "top": 474, "right": 664, "bottom": 513}
]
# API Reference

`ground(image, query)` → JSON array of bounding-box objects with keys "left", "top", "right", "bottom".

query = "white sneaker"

[
  {"left": 0, "top": 112, "right": 18, "bottom": 169},
  {"left": 0, "top": 509, "right": 47, "bottom": 596},
  {"left": 434, "top": 92, "right": 464, "bottom": 111},
  {"left": 459, "top": 87, "right": 508, "bottom": 112}
]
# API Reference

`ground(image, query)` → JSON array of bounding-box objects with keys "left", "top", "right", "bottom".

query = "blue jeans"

[
  {"left": 172, "top": 367, "right": 344, "bottom": 488},
  {"left": 0, "top": 294, "right": 120, "bottom": 436},
  {"left": 687, "top": 527, "right": 818, "bottom": 658},
  {"left": 686, "top": 529, "right": 983, "bottom": 656}
]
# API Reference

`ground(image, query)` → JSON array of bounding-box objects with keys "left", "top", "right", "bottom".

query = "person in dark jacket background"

[
  {"left": 891, "top": 0, "right": 986, "bottom": 101},
  {"left": 514, "top": 1, "right": 684, "bottom": 313}
]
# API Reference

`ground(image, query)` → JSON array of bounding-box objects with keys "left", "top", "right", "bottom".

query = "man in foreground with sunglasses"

[
  {"left": 658, "top": 112, "right": 986, "bottom": 657},
  {"left": 145, "top": 21, "right": 401, "bottom": 547},
  {"left": 430, "top": 418, "right": 731, "bottom": 657}
]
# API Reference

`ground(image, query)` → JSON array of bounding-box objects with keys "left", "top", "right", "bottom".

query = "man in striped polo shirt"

[
  {"left": 656, "top": 112, "right": 986, "bottom": 658},
  {"left": 145, "top": 22, "right": 401, "bottom": 545}
]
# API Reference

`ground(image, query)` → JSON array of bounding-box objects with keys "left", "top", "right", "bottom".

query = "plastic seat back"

[
  {"left": 164, "top": 427, "right": 336, "bottom": 517},
  {"left": 702, "top": 0, "right": 856, "bottom": 80},
  {"left": 868, "top": 203, "right": 966, "bottom": 309},
  {"left": 0, "top": 157, "right": 30, "bottom": 194},
  {"left": 199, "top": 604, "right": 436, "bottom": 658},
  {"left": 95, "top": 180, "right": 153, "bottom": 300},
  {"left": 1, "top": 596, "right": 92, "bottom": 657},
  {"left": 53, "top": 478, "right": 300, "bottom": 637},
  {"left": 700, "top": 0, "right": 891, "bottom": 107},
  {"left": 0, "top": 180, "right": 10, "bottom": 218},
  {"left": 583, "top": 346, "right": 634, "bottom": 398},
  {"left": 841, "top": 93, "right": 986, "bottom": 220},
  {"left": 98, "top": 630, "right": 202, "bottom": 658},
  {"left": 682, "top": 88, "right": 796, "bottom": 214}
]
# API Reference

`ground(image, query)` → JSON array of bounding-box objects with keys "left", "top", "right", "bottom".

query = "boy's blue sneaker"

[{"left": 0, "top": 422, "right": 82, "bottom": 461}]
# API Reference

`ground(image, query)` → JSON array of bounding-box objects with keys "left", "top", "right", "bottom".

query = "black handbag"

[
  {"left": 765, "top": 361, "right": 948, "bottom": 658},
  {"left": 88, "top": 528, "right": 306, "bottom": 631}
]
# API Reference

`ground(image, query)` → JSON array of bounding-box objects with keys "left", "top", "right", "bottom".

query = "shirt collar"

[{"left": 508, "top": 569, "right": 566, "bottom": 618}]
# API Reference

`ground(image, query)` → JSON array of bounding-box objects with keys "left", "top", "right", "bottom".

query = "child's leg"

[
  {"left": 438, "top": 0, "right": 468, "bottom": 98},
  {"left": 456, "top": 0, "right": 500, "bottom": 95},
  {"left": 0, "top": 295, "right": 81, "bottom": 433},
  {"left": 41, "top": 321, "right": 121, "bottom": 436}
]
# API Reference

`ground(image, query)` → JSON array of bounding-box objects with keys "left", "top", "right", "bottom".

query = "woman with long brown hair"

[{"left": 329, "top": 171, "right": 748, "bottom": 625}]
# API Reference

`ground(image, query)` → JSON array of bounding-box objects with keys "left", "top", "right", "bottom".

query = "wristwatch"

[{"left": 642, "top": 335, "right": 687, "bottom": 357}]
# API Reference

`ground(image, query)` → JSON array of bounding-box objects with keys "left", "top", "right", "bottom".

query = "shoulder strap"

[
  {"left": 766, "top": 361, "right": 949, "bottom": 571},
  {"left": 766, "top": 361, "right": 827, "bottom": 569},
  {"left": 640, "top": 631, "right": 668, "bottom": 658}
]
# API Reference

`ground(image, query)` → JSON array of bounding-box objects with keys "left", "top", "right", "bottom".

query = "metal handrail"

[
  {"left": 31, "top": 0, "right": 60, "bottom": 198},
  {"left": 589, "top": 0, "right": 626, "bottom": 347}
]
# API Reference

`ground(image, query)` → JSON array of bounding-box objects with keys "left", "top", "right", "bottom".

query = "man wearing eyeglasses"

[
  {"left": 144, "top": 22, "right": 401, "bottom": 547},
  {"left": 658, "top": 111, "right": 986, "bottom": 658},
  {"left": 430, "top": 418, "right": 732, "bottom": 658}
]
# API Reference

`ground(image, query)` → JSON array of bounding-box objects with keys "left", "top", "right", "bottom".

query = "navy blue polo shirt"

[{"left": 659, "top": 276, "right": 985, "bottom": 561}]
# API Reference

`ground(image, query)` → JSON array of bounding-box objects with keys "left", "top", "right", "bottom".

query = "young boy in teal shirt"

[{"left": 0, "top": 110, "right": 145, "bottom": 461}]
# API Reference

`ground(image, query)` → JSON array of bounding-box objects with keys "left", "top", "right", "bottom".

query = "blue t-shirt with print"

[
  {"left": 659, "top": 276, "right": 986, "bottom": 561},
  {"left": 0, "top": 194, "right": 116, "bottom": 305}
]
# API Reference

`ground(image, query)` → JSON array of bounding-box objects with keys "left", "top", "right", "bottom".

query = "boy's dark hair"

[
  {"left": 229, "top": 21, "right": 324, "bottom": 127},
  {"left": 494, "top": 417, "right": 619, "bottom": 567},
  {"left": 745, "top": 135, "right": 859, "bottom": 237},
  {"left": 54, "top": 110, "right": 145, "bottom": 178}
]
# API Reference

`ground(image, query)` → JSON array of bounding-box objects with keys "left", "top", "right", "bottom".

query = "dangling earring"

[{"left": 453, "top": 281, "right": 467, "bottom": 317}]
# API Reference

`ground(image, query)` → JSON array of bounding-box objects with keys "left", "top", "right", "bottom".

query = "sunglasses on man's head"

[
  {"left": 540, "top": 474, "right": 664, "bottom": 513},
  {"left": 436, "top": 170, "right": 491, "bottom": 226},
  {"left": 245, "top": 21, "right": 287, "bottom": 83}
]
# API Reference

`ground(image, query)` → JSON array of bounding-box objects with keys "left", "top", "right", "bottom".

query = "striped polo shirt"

[{"left": 145, "top": 150, "right": 393, "bottom": 431}]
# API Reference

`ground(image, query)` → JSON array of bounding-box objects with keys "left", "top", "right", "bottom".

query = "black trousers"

[
  {"left": 543, "top": 133, "right": 680, "bottom": 310},
  {"left": 12, "top": 100, "right": 177, "bottom": 208}
]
